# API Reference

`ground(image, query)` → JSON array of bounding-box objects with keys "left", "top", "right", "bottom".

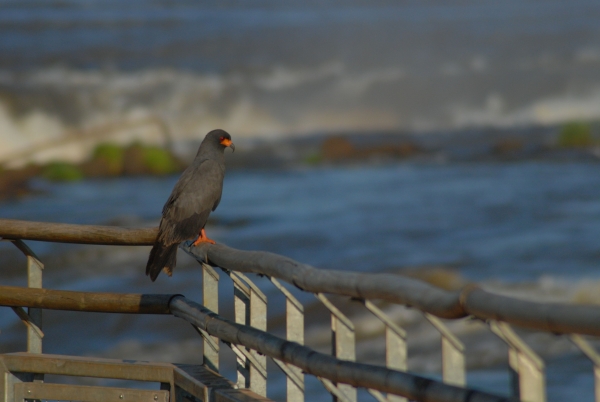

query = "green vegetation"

[
  {"left": 303, "top": 153, "right": 322, "bottom": 165},
  {"left": 37, "top": 142, "right": 179, "bottom": 182},
  {"left": 139, "top": 145, "right": 179, "bottom": 175},
  {"left": 42, "top": 162, "right": 84, "bottom": 182},
  {"left": 557, "top": 122, "right": 595, "bottom": 148},
  {"left": 92, "top": 143, "right": 125, "bottom": 174}
]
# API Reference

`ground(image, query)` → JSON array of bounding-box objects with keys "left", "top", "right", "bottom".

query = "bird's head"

[{"left": 203, "top": 129, "right": 235, "bottom": 153}]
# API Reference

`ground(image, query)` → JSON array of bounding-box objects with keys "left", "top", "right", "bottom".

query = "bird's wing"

[{"left": 158, "top": 159, "right": 225, "bottom": 244}]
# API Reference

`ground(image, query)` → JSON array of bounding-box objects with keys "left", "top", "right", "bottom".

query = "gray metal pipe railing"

[
  {"left": 463, "top": 288, "right": 600, "bottom": 337},
  {"left": 169, "top": 296, "right": 516, "bottom": 402},
  {"left": 182, "top": 242, "right": 465, "bottom": 319},
  {"left": 185, "top": 242, "right": 600, "bottom": 337},
  {"left": 0, "top": 285, "right": 515, "bottom": 402},
  {"left": 3, "top": 219, "right": 600, "bottom": 402},
  {"left": 2, "top": 219, "right": 600, "bottom": 335}
]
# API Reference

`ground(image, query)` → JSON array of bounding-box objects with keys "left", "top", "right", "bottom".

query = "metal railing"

[{"left": 1, "top": 218, "right": 599, "bottom": 401}]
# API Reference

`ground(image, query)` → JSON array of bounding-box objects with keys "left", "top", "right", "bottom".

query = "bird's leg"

[{"left": 192, "top": 228, "right": 216, "bottom": 246}]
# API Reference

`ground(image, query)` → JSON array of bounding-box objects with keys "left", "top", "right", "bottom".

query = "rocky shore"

[{"left": 1, "top": 121, "right": 599, "bottom": 201}]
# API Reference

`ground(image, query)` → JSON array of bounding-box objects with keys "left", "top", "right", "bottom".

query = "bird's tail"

[{"left": 146, "top": 243, "right": 178, "bottom": 282}]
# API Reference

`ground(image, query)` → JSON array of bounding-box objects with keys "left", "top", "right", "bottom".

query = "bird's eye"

[{"left": 219, "top": 137, "right": 224, "bottom": 142}]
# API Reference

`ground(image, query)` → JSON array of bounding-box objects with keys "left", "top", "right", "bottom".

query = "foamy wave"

[
  {"left": 0, "top": 102, "right": 65, "bottom": 162},
  {"left": 450, "top": 87, "right": 600, "bottom": 128},
  {"left": 3, "top": 63, "right": 600, "bottom": 166},
  {"left": 0, "top": 65, "right": 407, "bottom": 165}
]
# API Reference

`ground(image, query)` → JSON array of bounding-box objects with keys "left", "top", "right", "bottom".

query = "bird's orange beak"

[{"left": 220, "top": 138, "right": 235, "bottom": 152}]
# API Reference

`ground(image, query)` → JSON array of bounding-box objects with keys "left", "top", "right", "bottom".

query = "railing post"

[
  {"left": 202, "top": 263, "right": 220, "bottom": 372},
  {"left": 317, "top": 294, "right": 356, "bottom": 402},
  {"left": 490, "top": 320, "right": 546, "bottom": 402},
  {"left": 232, "top": 273, "right": 251, "bottom": 390},
  {"left": 249, "top": 279, "right": 268, "bottom": 396},
  {"left": 570, "top": 335, "right": 600, "bottom": 402},
  {"left": 362, "top": 300, "right": 407, "bottom": 402},
  {"left": 10, "top": 240, "right": 44, "bottom": 354},
  {"left": 424, "top": 313, "right": 465, "bottom": 387},
  {"left": 270, "top": 277, "right": 305, "bottom": 402},
  {"left": 229, "top": 271, "right": 268, "bottom": 396}
]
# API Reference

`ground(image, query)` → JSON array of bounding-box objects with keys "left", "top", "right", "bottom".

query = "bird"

[{"left": 146, "top": 129, "right": 234, "bottom": 281}]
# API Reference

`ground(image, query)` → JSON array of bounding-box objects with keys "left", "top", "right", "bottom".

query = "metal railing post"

[
  {"left": 570, "top": 335, "right": 600, "bottom": 402},
  {"left": 270, "top": 277, "right": 305, "bottom": 402},
  {"left": 202, "top": 263, "right": 220, "bottom": 372},
  {"left": 232, "top": 273, "right": 251, "bottom": 390},
  {"left": 490, "top": 320, "right": 546, "bottom": 402},
  {"left": 424, "top": 313, "right": 465, "bottom": 387},
  {"left": 10, "top": 240, "right": 44, "bottom": 354},
  {"left": 363, "top": 300, "right": 408, "bottom": 402},
  {"left": 229, "top": 271, "right": 268, "bottom": 396},
  {"left": 316, "top": 294, "right": 357, "bottom": 402}
]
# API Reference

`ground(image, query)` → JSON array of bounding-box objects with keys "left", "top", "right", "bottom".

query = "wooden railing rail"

[
  {"left": 0, "top": 286, "right": 514, "bottom": 402},
  {"left": 0, "top": 218, "right": 156, "bottom": 245},
  {"left": 0, "top": 285, "right": 175, "bottom": 314},
  {"left": 184, "top": 242, "right": 600, "bottom": 335},
  {"left": 3, "top": 218, "right": 600, "bottom": 402},
  {"left": 3, "top": 219, "right": 600, "bottom": 335}
]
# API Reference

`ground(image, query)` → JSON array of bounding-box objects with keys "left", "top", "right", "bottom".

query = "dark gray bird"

[{"left": 146, "top": 129, "right": 234, "bottom": 281}]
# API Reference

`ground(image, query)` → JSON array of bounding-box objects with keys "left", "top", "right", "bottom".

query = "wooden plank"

[
  {"left": 0, "top": 286, "right": 174, "bottom": 314},
  {"left": 175, "top": 364, "right": 274, "bottom": 401},
  {"left": 172, "top": 366, "right": 210, "bottom": 402},
  {"left": 214, "top": 389, "right": 274, "bottom": 402},
  {"left": 175, "top": 364, "right": 235, "bottom": 389},
  {"left": 2, "top": 353, "right": 174, "bottom": 383},
  {"left": 13, "top": 382, "right": 169, "bottom": 402}
]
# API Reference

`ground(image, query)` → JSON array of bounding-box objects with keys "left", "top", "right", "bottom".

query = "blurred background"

[{"left": 1, "top": 1, "right": 600, "bottom": 400}]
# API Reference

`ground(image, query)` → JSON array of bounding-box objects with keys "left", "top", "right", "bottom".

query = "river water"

[
  {"left": 1, "top": 1, "right": 600, "bottom": 399},
  {"left": 1, "top": 161, "right": 599, "bottom": 400},
  {"left": 1, "top": 0, "right": 600, "bottom": 147}
]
